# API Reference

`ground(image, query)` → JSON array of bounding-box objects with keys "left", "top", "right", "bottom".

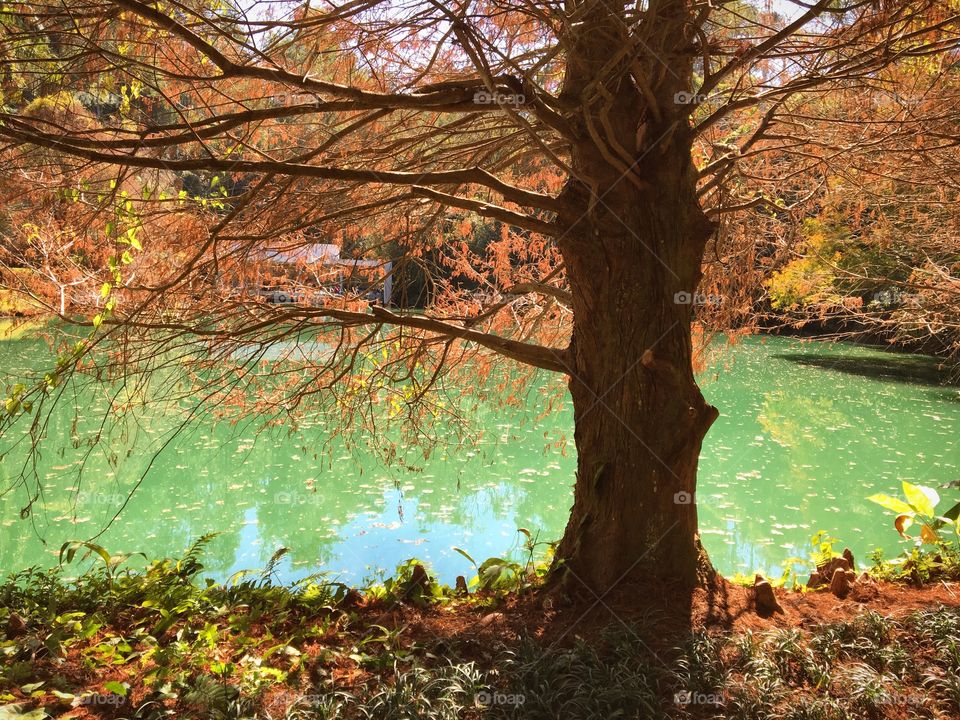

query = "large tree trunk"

[
  {"left": 551, "top": 124, "right": 719, "bottom": 593},
  {"left": 545, "top": 0, "right": 719, "bottom": 595}
]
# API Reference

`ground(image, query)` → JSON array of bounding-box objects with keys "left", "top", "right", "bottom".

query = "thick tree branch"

[
  {"left": 505, "top": 282, "right": 572, "bottom": 306},
  {"left": 0, "top": 125, "right": 561, "bottom": 211},
  {"left": 410, "top": 186, "right": 556, "bottom": 235},
  {"left": 368, "top": 306, "right": 568, "bottom": 373},
  {"left": 107, "top": 307, "right": 570, "bottom": 374}
]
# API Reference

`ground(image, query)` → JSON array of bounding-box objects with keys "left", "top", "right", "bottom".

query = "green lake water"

[{"left": 1, "top": 327, "right": 958, "bottom": 584}]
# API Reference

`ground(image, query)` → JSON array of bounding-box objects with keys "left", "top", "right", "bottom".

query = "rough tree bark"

[
  {"left": 551, "top": 158, "right": 719, "bottom": 591},
  {"left": 548, "top": 0, "right": 719, "bottom": 592}
]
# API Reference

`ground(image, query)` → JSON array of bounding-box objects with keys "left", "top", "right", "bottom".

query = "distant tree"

[
  {"left": 758, "top": 63, "right": 960, "bottom": 369},
  {"left": 1, "top": 0, "right": 958, "bottom": 595}
]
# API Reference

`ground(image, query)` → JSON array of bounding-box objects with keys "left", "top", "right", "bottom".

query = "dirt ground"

[{"left": 400, "top": 577, "right": 960, "bottom": 646}]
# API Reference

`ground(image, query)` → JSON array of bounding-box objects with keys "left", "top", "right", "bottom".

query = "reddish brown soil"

[{"left": 391, "top": 577, "right": 960, "bottom": 653}]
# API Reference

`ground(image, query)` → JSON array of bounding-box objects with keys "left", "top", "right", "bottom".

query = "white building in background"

[
  {"left": 258, "top": 243, "right": 392, "bottom": 306},
  {"left": 265, "top": 243, "right": 342, "bottom": 264}
]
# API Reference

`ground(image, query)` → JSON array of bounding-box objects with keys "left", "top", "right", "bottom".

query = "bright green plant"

[
  {"left": 868, "top": 481, "right": 960, "bottom": 545},
  {"left": 366, "top": 559, "right": 450, "bottom": 606},
  {"left": 452, "top": 547, "right": 524, "bottom": 593},
  {"left": 810, "top": 531, "right": 842, "bottom": 567},
  {"left": 58, "top": 540, "right": 145, "bottom": 583},
  {"left": 453, "top": 528, "right": 553, "bottom": 594}
]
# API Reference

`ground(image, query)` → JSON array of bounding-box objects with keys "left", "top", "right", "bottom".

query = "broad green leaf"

[
  {"left": 0, "top": 706, "right": 48, "bottom": 719},
  {"left": 943, "top": 500, "right": 960, "bottom": 522},
  {"left": 59, "top": 540, "right": 111, "bottom": 567},
  {"left": 902, "top": 482, "right": 938, "bottom": 517},
  {"left": 867, "top": 494, "right": 913, "bottom": 514},
  {"left": 478, "top": 557, "right": 507, "bottom": 573},
  {"left": 451, "top": 547, "right": 476, "bottom": 567},
  {"left": 104, "top": 680, "right": 127, "bottom": 696}
]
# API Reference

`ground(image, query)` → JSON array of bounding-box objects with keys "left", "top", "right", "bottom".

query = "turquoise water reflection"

[{"left": 1, "top": 328, "right": 957, "bottom": 583}]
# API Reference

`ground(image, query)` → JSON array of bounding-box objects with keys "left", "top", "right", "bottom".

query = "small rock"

[
  {"left": 754, "top": 574, "right": 783, "bottom": 616},
  {"left": 851, "top": 576, "right": 880, "bottom": 602},
  {"left": 5, "top": 613, "right": 27, "bottom": 639},
  {"left": 829, "top": 568, "right": 852, "bottom": 599},
  {"left": 842, "top": 548, "right": 856, "bottom": 572},
  {"left": 409, "top": 563, "right": 429, "bottom": 586},
  {"left": 857, "top": 571, "right": 871, "bottom": 584},
  {"left": 817, "top": 556, "right": 851, "bottom": 579},
  {"left": 401, "top": 563, "right": 431, "bottom": 599},
  {"left": 910, "top": 567, "right": 924, "bottom": 588},
  {"left": 339, "top": 588, "right": 363, "bottom": 609},
  {"left": 455, "top": 576, "right": 469, "bottom": 596},
  {"left": 479, "top": 612, "right": 504, "bottom": 627},
  {"left": 806, "top": 572, "right": 824, "bottom": 588}
]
